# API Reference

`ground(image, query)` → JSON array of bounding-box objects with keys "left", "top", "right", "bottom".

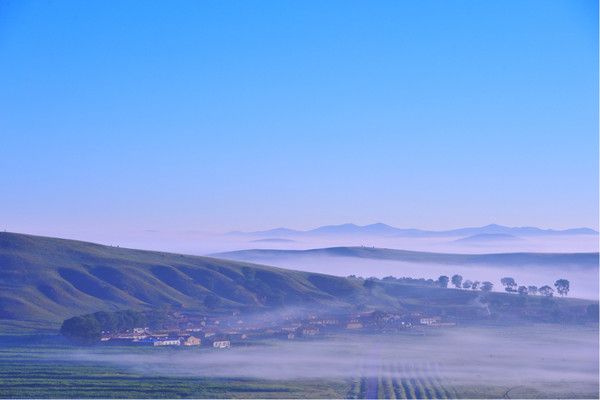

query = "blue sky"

[{"left": 0, "top": 0, "right": 597, "bottom": 235}]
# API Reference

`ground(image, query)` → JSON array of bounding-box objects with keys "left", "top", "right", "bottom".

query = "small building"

[
  {"left": 212, "top": 340, "right": 231, "bottom": 349},
  {"left": 346, "top": 320, "right": 363, "bottom": 330},
  {"left": 419, "top": 317, "right": 442, "bottom": 325},
  {"left": 153, "top": 338, "right": 181, "bottom": 346},
  {"left": 181, "top": 336, "right": 201, "bottom": 346},
  {"left": 301, "top": 327, "right": 319, "bottom": 336}
]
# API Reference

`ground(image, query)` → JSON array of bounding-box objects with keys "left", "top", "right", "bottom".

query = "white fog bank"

[{"left": 66, "top": 325, "right": 598, "bottom": 396}]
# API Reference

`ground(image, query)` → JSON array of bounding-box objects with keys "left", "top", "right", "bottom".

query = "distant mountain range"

[{"left": 229, "top": 223, "right": 598, "bottom": 238}]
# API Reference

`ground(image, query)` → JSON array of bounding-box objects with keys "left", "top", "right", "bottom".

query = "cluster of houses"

[
  {"left": 100, "top": 327, "right": 229, "bottom": 348},
  {"left": 99, "top": 310, "right": 454, "bottom": 347}
]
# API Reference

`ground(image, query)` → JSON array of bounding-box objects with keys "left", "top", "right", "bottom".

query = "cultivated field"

[
  {"left": 0, "top": 345, "right": 349, "bottom": 398},
  {"left": 1, "top": 324, "right": 597, "bottom": 399}
]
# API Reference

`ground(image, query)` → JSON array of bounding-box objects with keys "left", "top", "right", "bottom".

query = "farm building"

[
  {"left": 153, "top": 338, "right": 181, "bottom": 346},
  {"left": 346, "top": 320, "right": 363, "bottom": 330},
  {"left": 419, "top": 317, "right": 441, "bottom": 325},
  {"left": 301, "top": 327, "right": 319, "bottom": 336},
  {"left": 212, "top": 340, "right": 231, "bottom": 349},
  {"left": 181, "top": 336, "right": 201, "bottom": 346}
]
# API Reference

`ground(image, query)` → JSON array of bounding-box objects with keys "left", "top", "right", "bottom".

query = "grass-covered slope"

[
  {"left": 1, "top": 232, "right": 596, "bottom": 334},
  {"left": 0, "top": 232, "right": 365, "bottom": 332}
]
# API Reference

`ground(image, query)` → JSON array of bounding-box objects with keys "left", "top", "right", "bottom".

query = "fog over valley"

[{"left": 65, "top": 325, "right": 598, "bottom": 396}]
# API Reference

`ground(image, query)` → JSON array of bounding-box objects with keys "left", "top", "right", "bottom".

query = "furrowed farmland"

[{"left": 347, "top": 363, "right": 458, "bottom": 399}]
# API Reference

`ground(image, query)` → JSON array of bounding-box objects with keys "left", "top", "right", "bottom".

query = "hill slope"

[
  {"left": 214, "top": 246, "right": 599, "bottom": 268},
  {"left": 1, "top": 233, "right": 596, "bottom": 334},
  {"left": 0, "top": 232, "right": 367, "bottom": 332}
]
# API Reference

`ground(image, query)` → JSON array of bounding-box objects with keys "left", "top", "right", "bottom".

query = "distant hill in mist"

[
  {"left": 229, "top": 223, "right": 598, "bottom": 238},
  {"left": 453, "top": 233, "right": 524, "bottom": 243},
  {"left": 250, "top": 238, "right": 296, "bottom": 243},
  {"left": 215, "top": 246, "right": 599, "bottom": 269}
]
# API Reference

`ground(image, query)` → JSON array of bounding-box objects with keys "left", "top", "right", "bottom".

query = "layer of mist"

[
  {"left": 214, "top": 254, "right": 599, "bottom": 300},
  {"left": 18, "top": 229, "right": 599, "bottom": 255},
  {"left": 66, "top": 325, "right": 598, "bottom": 395}
]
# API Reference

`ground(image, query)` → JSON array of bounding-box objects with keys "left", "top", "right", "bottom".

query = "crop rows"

[{"left": 347, "top": 362, "right": 457, "bottom": 399}]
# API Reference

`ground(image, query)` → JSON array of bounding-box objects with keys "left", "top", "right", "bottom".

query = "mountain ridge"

[{"left": 229, "top": 223, "right": 598, "bottom": 238}]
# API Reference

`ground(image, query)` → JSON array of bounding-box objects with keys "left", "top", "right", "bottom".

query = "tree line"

[
  {"left": 60, "top": 309, "right": 171, "bottom": 344},
  {"left": 436, "top": 274, "right": 570, "bottom": 296}
]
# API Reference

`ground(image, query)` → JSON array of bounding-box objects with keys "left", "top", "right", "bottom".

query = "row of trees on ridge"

[{"left": 436, "top": 275, "right": 570, "bottom": 297}]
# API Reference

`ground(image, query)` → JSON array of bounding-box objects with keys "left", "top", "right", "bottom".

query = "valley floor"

[{"left": 0, "top": 324, "right": 597, "bottom": 399}]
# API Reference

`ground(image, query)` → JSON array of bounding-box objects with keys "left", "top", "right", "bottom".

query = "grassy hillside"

[
  {"left": 215, "top": 246, "right": 599, "bottom": 268},
  {"left": 0, "top": 233, "right": 596, "bottom": 333},
  {"left": 0, "top": 232, "right": 372, "bottom": 332}
]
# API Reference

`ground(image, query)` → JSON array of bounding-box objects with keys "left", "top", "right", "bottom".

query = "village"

[{"left": 98, "top": 310, "right": 456, "bottom": 348}]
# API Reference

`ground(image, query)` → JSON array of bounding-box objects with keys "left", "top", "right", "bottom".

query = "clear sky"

[{"left": 0, "top": 0, "right": 598, "bottom": 236}]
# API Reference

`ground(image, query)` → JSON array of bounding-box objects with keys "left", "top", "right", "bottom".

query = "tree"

[
  {"left": 60, "top": 315, "right": 102, "bottom": 344},
  {"left": 437, "top": 275, "right": 449, "bottom": 288},
  {"left": 539, "top": 285, "right": 554, "bottom": 297},
  {"left": 500, "top": 277, "right": 517, "bottom": 292},
  {"left": 480, "top": 281, "right": 493, "bottom": 292},
  {"left": 527, "top": 285, "right": 538, "bottom": 296},
  {"left": 517, "top": 286, "right": 528, "bottom": 296},
  {"left": 363, "top": 278, "right": 377, "bottom": 290},
  {"left": 451, "top": 274, "right": 463, "bottom": 289},
  {"left": 462, "top": 280, "right": 473, "bottom": 289},
  {"left": 554, "top": 279, "right": 570, "bottom": 296}
]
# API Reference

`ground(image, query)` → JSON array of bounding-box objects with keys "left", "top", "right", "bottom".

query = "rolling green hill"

[
  {"left": 0, "top": 232, "right": 370, "bottom": 332},
  {"left": 0, "top": 232, "right": 596, "bottom": 334}
]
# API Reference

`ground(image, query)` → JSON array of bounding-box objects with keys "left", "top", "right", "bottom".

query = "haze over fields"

[{"left": 68, "top": 325, "right": 598, "bottom": 390}]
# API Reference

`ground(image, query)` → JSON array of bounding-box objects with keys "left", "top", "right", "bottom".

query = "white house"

[
  {"left": 212, "top": 340, "right": 231, "bottom": 349},
  {"left": 153, "top": 338, "right": 181, "bottom": 346}
]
